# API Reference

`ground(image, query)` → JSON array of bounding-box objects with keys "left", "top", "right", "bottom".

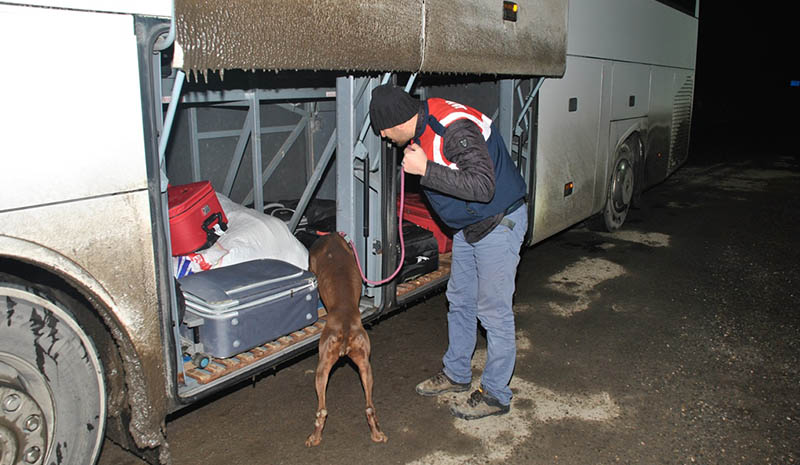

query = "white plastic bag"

[{"left": 173, "top": 193, "right": 309, "bottom": 277}]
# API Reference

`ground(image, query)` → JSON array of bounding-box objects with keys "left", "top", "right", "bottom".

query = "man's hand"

[{"left": 402, "top": 143, "right": 428, "bottom": 176}]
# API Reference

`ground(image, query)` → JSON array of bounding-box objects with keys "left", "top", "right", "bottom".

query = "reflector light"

[{"left": 503, "top": 1, "right": 518, "bottom": 21}]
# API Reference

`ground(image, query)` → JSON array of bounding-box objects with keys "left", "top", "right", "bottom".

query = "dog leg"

[
  {"left": 306, "top": 330, "right": 339, "bottom": 447},
  {"left": 349, "top": 330, "right": 388, "bottom": 443}
]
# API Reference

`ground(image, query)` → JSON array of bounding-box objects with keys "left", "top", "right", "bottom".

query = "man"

[{"left": 369, "top": 84, "right": 528, "bottom": 420}]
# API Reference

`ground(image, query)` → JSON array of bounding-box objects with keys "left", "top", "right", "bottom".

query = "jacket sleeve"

[{"left": 419, "top": 119, "right": 495, "bottom": 202}]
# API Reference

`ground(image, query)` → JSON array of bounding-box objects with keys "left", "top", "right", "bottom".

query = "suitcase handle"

[
  {"left": 202, "top": 212, "right": 228, "bottom": 234},
  {"left": 198, "top": 212, "right": 228, "bottom": 251}
]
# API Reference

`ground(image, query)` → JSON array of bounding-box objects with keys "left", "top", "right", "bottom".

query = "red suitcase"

[
  {"left": 399, "top": 192, "right": 453, "bottom": 254},
  {"left": 168, "top": 181, "right": 228, "bottom": 256}
]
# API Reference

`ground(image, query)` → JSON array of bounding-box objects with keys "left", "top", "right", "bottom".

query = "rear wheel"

[
  {"left": 0, "top": 279, "right": 106, "bottom": 465},
  {"left": 600, "top": 140, "right": 637, "bottom": 231}
]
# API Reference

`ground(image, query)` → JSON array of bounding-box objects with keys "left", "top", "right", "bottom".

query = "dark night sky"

[{"left": 691, "top": 4, "right": 798, "bottom": 157}]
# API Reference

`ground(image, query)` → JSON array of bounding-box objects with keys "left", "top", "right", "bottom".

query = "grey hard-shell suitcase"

[{"left": 178, "top": 259, "right": 319, "bottom": 359}]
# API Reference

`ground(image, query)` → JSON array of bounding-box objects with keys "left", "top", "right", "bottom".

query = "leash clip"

[{"left": 338, "top": 231, "right": 353, "bottom": 244}]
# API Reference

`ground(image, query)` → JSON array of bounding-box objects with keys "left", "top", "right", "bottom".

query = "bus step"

[
  {"left": 184, "top": 319, "right": 326, "bottom": 384},
  {"left": 396, "top": 252, "right": 451, "bottom": 297}
]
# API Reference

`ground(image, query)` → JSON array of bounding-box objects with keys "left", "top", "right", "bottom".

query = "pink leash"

[{"left": 344, "top": 170, "right": 406, "bottom": 286}]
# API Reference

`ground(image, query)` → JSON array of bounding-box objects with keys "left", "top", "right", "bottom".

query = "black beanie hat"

[{"left": 369, "top": 84, "right": 420, "bottom": 134}]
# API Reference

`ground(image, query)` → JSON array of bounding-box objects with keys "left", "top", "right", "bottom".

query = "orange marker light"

[{"left": 503, "top": 1, "right": 518, "bottom": 21}]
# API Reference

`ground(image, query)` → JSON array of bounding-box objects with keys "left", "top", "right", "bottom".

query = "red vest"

[{"left": 417, "top": 98, "right": 494, "bottom": 170}]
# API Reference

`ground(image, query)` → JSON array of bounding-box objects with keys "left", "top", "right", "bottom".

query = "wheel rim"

[
  {"left": 601, "top": 141, "right": 637, "bottom": 232},
  {"left": 0, "top": 372, "right": 49, "bottom": 465},
  {"left": 610, "top": 153, "right": 634, "bottom": 214},
  {"left": 1, "top": 285, "right": 106, "bottom": 465}
]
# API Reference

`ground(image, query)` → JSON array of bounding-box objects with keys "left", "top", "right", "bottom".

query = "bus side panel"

[
  {"left": 0, "top": 0, "right": 170, "bottom": 16},
  {"left": 0, "top": 191, "right": 168, "bottom": 450},
  {"left": 643, "top": 67, "right": 695, "bottom": 187},
  {"left": 0, "top": 3, "right": 173, "bottom": 454},
  {"left": 667, "top": 70, "right": 695, "bottom": 175},
  {"left": 532, "top": 57, "right": 607, "bottom": 243},
  {"left": 645, "top": 66, "right": 677, "bottom": 187},
  {"left": 567, "top": 0, "right": 697, "bottom": 68},
  {"left": 0, "top": 5, "right": 147, "bottom": 212},
  {"left": 610, "top": 62, "right": 651, "bottom": 121}
]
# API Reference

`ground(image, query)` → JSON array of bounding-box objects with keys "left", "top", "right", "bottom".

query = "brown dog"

[{"left": 305, "top": 233, "right": 387, "bottom": 447}]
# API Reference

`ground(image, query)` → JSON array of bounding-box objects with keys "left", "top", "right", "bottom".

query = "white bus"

[
  {"left": 531, "top": 0, "right": 699, "bottom": 240},
  {"left": 0, "top": 1, "right": 697, "bottom": 463}
]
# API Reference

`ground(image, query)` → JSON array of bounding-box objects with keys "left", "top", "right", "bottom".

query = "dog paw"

[
  {"left": 371, "top": 431, "right": 388, "bottom": 443},
  {"left": 305, "top": 434, "right": 322, "bottom": 447}
]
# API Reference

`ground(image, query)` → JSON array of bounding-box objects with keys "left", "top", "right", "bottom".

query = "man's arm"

[{"left": 416, "top": 119, "right": 496, "bottom": 202}]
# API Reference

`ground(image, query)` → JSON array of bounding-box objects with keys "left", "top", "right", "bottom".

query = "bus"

[{"left": 0, "top": 1, "right": 698, "bottom": 463}]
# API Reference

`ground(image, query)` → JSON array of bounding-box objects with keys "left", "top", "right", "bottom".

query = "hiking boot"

[
  {"left": 450, "top": 387, "right": 510, "bottom": 420},
  {"left": 415, "top": 371, "right": 471, "bottom": 396}
]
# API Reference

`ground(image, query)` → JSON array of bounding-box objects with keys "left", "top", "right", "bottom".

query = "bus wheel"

[
  {"left": 0, "top": 279, "right": 106, "bottom": 465},
  {"left": 601, "top": 140, "right": 636, "bottom": 231}
]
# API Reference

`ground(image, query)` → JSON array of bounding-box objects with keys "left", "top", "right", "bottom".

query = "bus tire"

[
  {"left": 599, "top": 139, "right": 637, "bottom": 231},
  {"left": 0, "top": 277, "right": 106, "bottom": 465}
]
